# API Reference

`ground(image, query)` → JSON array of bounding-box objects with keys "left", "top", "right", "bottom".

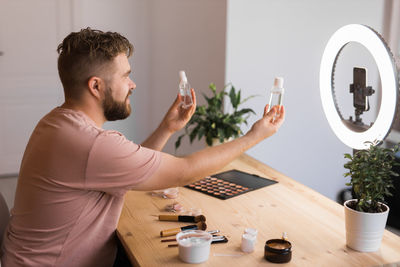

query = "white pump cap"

[
  {"left": 179, "top": 70, "right": 188, "bottom": 83},
  {"left": 273, "top": 77, "right": 284, "bottom": 88}
]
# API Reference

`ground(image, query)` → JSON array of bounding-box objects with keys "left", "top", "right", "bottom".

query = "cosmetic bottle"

[
  {"left": 268, "top": 77, "right": 284, "bottom": 112},
  {"left": 179, "top": 70, "right": 193, "bottom": 108}
]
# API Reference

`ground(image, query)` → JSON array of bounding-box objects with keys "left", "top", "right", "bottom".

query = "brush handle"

[
  {"left": 158, "top": 215, "right": 205, "bottom": 222},
  {"left": 160, "top": 228, "right": 181, "bottom": 237},
  {"left": 160, "top": 224, "right": 198, "bottom": 237},
  {"left": 158, "top": 215, "right": 183, "bottom": 222}
]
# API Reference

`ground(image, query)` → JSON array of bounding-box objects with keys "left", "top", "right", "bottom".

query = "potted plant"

[
  {"left": 343, "top": 140, "right": 399, "bottom": 252},
  {"left": 175, "top": 83, "right": 256, "bottom": 149}
]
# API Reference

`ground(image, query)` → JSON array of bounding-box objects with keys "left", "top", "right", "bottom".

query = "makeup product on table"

[
  {"left": 264, "top": 232, "right": 292, "bottom": 263},
  {"left": 176, "top": 230, "right": 212, "bottom": 264},
  {"left": 159, "top": 214, "right": 206, "bottom": 223},
  {"left": 160, "top": 221, "right": 207, "bottom": 237},
  {"left": 241, "top": 228, "right": 258, "bottom": 253},
  {"left": 241, "top": 234, "right": 257, "bottom": 253},
  {"left": 185, "top": 169, "right": 277, "bottom": 200},
  {"left": 245, "top": 228, "right": 258, "bottom": 236},
  {"left": 167, "top": 235, "right": 228, "bottom": 247},
  {"left": 163, "top": 187, "right": 179, "bottom": 199},
  {"left": 161, "top": 230, "right": 220, "bottom": 243},
  {"left": 164, "top": 202, "right": 184, "bottom": 213},
  {"left": 151, "top": 187, "right": 179, "bottom": 199}
]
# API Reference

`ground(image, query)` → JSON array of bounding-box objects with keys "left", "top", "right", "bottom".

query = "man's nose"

[{"left": 130, "top": 80, "right": 136, "bottom": 90}]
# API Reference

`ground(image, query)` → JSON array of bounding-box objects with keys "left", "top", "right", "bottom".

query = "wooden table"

[{"left": 117, "top": 154, "right": 400, "bottom": 266}]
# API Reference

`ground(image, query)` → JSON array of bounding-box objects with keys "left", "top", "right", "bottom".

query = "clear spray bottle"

[
  {"left": 179, "top": 70, "right": 193, "bottom": 108},
  {"left": 268, "top": 77, "right": 284, "bottom": 112}
]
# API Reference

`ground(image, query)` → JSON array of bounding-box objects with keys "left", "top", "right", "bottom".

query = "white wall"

[
  {"left": 70, "top": 0, "right": 152, "bottom": 142},
  {"left": 225, "top": 0, "right": 384, "bottom": 201},
  {"left": 145, "top": 0, "right": 227, "bottom": 154}
]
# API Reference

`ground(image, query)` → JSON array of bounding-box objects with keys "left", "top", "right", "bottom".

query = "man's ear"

[{"left": 87, "top": 76, "right": 103, "bottom": 100}]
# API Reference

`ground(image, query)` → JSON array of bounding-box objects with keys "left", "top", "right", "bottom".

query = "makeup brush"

[
  {"left": 167, "top": 235, "right": 229, "bottom": 247},
  {"left": 158, "top": 215, "right": 206, "bottom": 223},
  {"left": 161, "top": 230, "right": 220, "bottom": 242},
  {"left": 160, "top": 221, "right": 207, "bottom": 237}
]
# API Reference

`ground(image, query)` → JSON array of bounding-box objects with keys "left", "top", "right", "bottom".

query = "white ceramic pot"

[{"left": 344, "top": 199, "right": 389, "bottom": 252}]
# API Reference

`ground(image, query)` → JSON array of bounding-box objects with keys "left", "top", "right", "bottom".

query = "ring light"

[{"left": 320, "top": 24, "right": 398, "bottom": 149}]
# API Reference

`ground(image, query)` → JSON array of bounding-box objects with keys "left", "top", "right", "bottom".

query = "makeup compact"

[{"left": 264, "top": 238, "right": 292, "bottom": 263}]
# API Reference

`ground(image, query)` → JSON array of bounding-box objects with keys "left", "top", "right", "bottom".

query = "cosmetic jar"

[
  {"left": 244, "top": 228, "right": 258, "bottom": 236},
  {"left": 176, "top": 230, "right": 212, "bottom": 264},
  {"left": 241, "top": 233, "right": 257, "bottom": 253},
  {"left": 163, "top": 187, "right": 179, "bottom": 199},
  {"left": 264, "top": 239, "right": 292, "bottom": 263}
]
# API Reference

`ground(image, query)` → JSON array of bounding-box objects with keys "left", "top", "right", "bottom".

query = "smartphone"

[{"left": 352, "top": 67, "right": 369, "bottom": 111}]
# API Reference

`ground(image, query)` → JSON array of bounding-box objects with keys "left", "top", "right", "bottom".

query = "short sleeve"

[{"left": 85, "top": 130, "right": 161, "bottom": 196}]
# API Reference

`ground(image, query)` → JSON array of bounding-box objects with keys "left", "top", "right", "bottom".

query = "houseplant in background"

[
  {"left": 343, "top": 140, "right": 400, "bottom": 252},
  {"left": 175, "top": 83, "right": 256, "bottom": 149}
]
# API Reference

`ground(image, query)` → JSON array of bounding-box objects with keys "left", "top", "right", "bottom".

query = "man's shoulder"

[
  {"left": 32, "top": 107, "right": 104, "bottom": 150},
  {"left": 44, "top": 107, "right": 102, "bottom": 134}
]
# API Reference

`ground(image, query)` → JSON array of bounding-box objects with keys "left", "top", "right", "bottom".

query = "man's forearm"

[
  {"left": 179, "top": 131, "right": 262, "bottom": 185},
  {"left": 141, "top": 122, "right": 172, "bottom": 151}
]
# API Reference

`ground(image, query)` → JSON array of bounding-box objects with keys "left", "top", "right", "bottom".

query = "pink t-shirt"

[{"left": 1, "top": 108, "right": 161, "bottom": 267}]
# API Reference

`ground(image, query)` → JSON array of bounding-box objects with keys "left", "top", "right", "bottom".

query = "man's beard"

[{"left": 102, "top": 87, "right": 131, "bottom": 121}]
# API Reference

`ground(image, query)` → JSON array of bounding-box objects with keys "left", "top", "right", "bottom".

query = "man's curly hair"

[{"left": 57, "top": 28, "right": 134, "bottom": 99}]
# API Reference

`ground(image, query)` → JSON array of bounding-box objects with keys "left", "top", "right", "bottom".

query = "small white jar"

[
  {"left": 241, "top": 233, "right": 257, "bottom": 253},
  {"left": 244, "top": 228, "right": 258, "bottom": 237},
  {"left": 176, "top": 230, "right": 212, "bottom": 264}
]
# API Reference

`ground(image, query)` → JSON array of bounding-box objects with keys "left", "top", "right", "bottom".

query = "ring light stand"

[{"left": 320, "top": 24, "right": 399, "bottom": 150}]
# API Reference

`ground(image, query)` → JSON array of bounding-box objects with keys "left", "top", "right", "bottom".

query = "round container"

[
  {"left": 163, "top": 187, "right": 179, "bottom": 199},
  {"left": 264, "top": 239, "right": 292, "bottom": 263},
  {"left": 241, "top": 233, "right": 257, "bottom": 253},
  {"left": 176, "top": 230, "right": 212, "bottom": 264},
  {"left": 244, "top": 228, "right": 258, "bottom": 237}
]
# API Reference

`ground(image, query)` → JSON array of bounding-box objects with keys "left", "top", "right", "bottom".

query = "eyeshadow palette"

[{"left": 185, "top": 169, "right": 277, "bottom": 200}]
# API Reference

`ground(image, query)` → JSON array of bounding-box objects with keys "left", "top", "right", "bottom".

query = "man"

[{"left": 0, "top": 28, "right": 285, "bottom": 266}]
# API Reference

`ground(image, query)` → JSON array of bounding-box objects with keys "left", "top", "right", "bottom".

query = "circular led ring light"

[{"left": 320, "top": 24, "right": 398, "bottom": 150}]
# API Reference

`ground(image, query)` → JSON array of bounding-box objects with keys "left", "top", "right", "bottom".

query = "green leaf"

[
  {"left": 206, "top": 134, "right": 213, "bottom": 146},
  {"left": 197, "top": 127, "right": 205, "bottom": 141},
  {"left": 240, "top": 94, "right": 260, "bottom": 105},
  {"left": 189, "top": 126, "right": 200, "bottom": 143},
  {"left": 218, "top": 128, "right": 225, "bottom": 143},
  {"left": 236, "top": 89, "right": 241, "bottom": 109},
  {"left": 229, "top": 86, "right": 238, "bottom": 109},
  {"left": 175, "top": 135, "right": 184, "bottom": 150},
  {"left": 209, "top": 83, "right": 216, "bottom": 94},
  {"left": 344, "top": 154, "right": 352, "bottom": 159},
  {"left": 235, "top": 108, "right": 256, "bottom": 117}
]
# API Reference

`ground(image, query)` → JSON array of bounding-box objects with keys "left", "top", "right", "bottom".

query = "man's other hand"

[
  {"left": 247, "top": 104, "right": 285, "bottom": 141},
  {"left": 161, "top": 88, "right": 196, "bottom": 134}
]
